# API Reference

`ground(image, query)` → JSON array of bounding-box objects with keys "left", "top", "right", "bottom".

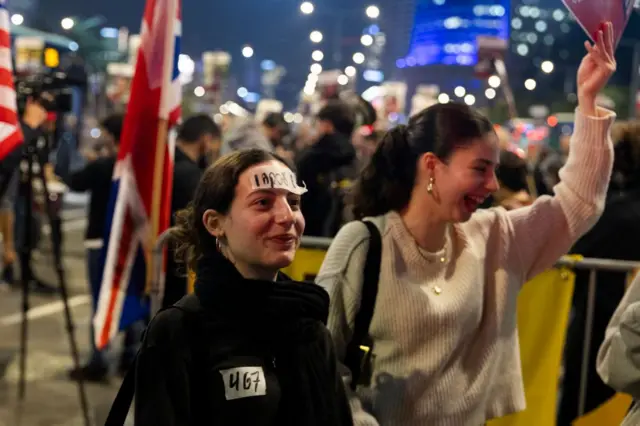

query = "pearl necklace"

[{"left": 415, "top": 233, "right": 449, "bottom": 296}]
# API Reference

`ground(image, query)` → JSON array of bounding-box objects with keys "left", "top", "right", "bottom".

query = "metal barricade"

[
  {"left": 555, "top": 257, "right": 640, "bottom": 417},
  {"left": 147, "top": 231, "right": 640, "bottom": 417}
]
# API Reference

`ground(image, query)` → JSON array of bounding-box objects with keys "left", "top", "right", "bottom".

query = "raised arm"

[{"left": 505, "top": 23, "right": 617, "bottom": 281}]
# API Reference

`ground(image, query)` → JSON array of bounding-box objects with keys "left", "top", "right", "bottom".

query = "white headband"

[{"left": 249, "top": 164, "right": 308, "bottom": 195}]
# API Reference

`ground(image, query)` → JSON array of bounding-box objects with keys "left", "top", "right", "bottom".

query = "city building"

[{"left": 379, "top": 0, "right": 511, "bottom": 107}]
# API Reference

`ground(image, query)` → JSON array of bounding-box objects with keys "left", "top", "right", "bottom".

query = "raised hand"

[{"left": 576, "top": 22, "right": 617, "bottom": 115}]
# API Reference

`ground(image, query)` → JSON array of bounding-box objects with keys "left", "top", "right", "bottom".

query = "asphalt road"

[{"left": 0, "top": 202, "right": 131, "bottom": 425}]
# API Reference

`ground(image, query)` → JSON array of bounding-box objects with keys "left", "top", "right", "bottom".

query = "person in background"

[
  {"left": 0, "top": 156, "right": 19, "bottom": 292},
  {"left": 534, "top": 133, "right": 570, "bottom": 196},
  {"left": 163, "top": 114, "right": 221, "bottom": 308},
  {"left": 596, "top": 266, "right": 640, "bottom": 426},
  {"left": 3, "top": 92, "right": 58, "bottom": 294},
  {"left": 219, "top": 112, "right": 274, "bottom": 156},
  {"left": 133, "top": 149, "right": 352, "bottom": 425},
  {"left": 352, "top": 125, "right": 382, "bottom": 171},
  {"left": 480, "top": 126, "right": 533, "bottom": 210},
  {"left": 317, "top": 24, "right": 616, "bottom": 425},
  {"left": 558, "top": 120, "right": 640, "bottom": 423},
  {"left": 263, "top": 112, "right": 289, "bottom": 148},
  {"left": 296, "top": 100, "right": 356, "bottom": 237},
  {"left": 66, "top": 114, "right": 146, "bottom": 382}
]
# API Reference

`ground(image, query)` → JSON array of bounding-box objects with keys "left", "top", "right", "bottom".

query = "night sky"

[
  {"left": 34, "top": 0, "right": 315, "bottom": 58},
  {"left": 24, "top": 0, "right": 372, "bottom": 106}
]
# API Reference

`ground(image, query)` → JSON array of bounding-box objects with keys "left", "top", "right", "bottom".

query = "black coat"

[{"left": 134, "top": 250, "right": 353, "bottom": 426}]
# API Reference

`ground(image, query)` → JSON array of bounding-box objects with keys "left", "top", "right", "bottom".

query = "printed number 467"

[{"left": 229, "top": 371, "right": 261, "bottom": 392}]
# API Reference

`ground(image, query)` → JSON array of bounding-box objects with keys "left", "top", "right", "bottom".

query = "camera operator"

[{"left": 2, "top": 92, "right": 59, "bottom": 293}]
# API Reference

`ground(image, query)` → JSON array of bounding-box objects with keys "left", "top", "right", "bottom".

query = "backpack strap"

[
  {"left": 105, "top": 294, "right": 204, "bottom": 426},
  {"left": 105, "top": 359, "right": 136, "bottom": 425},
  {"left": 343, "top": 220, "right": 382, "bottom": 391}
]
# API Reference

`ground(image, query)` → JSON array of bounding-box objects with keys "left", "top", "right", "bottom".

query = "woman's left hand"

[{"left": 576, "top": 21, "right": 617, "bottom": 115}]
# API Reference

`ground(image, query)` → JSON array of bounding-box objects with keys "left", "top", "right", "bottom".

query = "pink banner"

[{"left": 561, "top": 0, "right": 635, "bottom": 47}]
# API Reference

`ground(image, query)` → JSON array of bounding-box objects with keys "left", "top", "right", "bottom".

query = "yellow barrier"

[
  {"left": 281, "top": 248, "right": 327, "bottom": 281},
  {"left": 488, "top": 266, "right": 575, "bottom": 426},
  {"left": 572, "top": 393, "right": 632, "bottom": 426}
]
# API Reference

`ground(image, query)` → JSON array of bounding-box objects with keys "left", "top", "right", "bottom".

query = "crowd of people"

[{"left": 6, "top": 22, "right": 640, "bottom": 426}]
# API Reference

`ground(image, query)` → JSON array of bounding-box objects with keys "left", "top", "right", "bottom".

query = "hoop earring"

[{"left": 427, "top": 177, "right": 435, "bottom": 194}]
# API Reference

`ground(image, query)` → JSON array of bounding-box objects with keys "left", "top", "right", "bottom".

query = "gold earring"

[{"left": 427, "top": 177, "right": 434, "bottom": 194}]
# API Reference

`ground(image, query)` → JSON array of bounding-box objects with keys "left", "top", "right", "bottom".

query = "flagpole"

[{"left": 147, "top": 118, "right": 168, "bottom": 292}]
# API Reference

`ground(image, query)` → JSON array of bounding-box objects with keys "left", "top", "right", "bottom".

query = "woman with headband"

[{"left": 132, "top": 149, "right": 352, "bottom": 425}]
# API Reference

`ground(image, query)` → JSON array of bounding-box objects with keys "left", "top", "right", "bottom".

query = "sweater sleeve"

[
  {"left": 503, "top": 107, "right": 615, "bottom": 281},
  {"left": 316, "top": 220, "right": 381, "bottom": 426},
  {"left": 597, "top": 274, "right": 640, "bottom": 397}
]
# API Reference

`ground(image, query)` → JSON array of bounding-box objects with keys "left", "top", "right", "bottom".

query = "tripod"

[{"left": 14, "top": 134, "right": 91, "bottom": 425}]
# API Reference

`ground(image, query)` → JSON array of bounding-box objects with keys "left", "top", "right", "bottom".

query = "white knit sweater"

[{"left": 316, "top": 108, "right": 615, "bottom": 426}]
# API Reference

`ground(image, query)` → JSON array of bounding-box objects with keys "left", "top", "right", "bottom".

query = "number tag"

[{"left": 219, "top": 366, "right": 267, "bottom": 400}]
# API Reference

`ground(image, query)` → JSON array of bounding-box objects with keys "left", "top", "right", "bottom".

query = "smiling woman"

[
  {"left": 112, "top": 149, "right": 353, "bottom": 426},
  {"left": 318, "top": 22, "right": 619, "bottom": 426}
]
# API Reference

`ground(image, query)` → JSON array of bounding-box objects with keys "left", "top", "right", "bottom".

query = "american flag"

[
  {"left": 0, "top": 0, "right": 23, "bottom": 161},
  {"left": 93, "top": 0, "right": 181, "bottom": 349}
]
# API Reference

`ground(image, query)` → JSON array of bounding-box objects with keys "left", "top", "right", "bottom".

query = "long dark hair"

[{"left": 352, "top": 102, "right": 494, "bottom": 219}]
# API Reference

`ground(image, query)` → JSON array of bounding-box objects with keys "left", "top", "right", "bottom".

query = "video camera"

[{"left": 15, "top": 72, "right": 74, "bottom": 115}]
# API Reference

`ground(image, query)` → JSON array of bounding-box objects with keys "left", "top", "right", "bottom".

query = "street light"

[
  {"left": 242, "top": 45, "right": 254, "bottom": 58},
  {"left": 488, "top": 75, "right": 501, "bottom": 88},
  {"left": 485, "top": 88, "right": 496, "bottom": 99},
  {"left": 178, "top": 54, "right": 195, "bottom": 74},
  {"left": 300, "top": 1, "right": 314, "bottom": 14},
  {"left": 464, "top": 94, "right": 476, "bottom": 105},
  {"left": 541, "top": 60, "right": 554, "bottom": 73},
  {"left": 337, "top": 74, "right": 349, "bottom": 85},
  {"left": 237, "top": 87, "right": 248, "bottom": 98},
  {"left": 454, "top": 86, "right": 466, "bottom": 97},
  {"left": 345, "top": 66, "right": 357, "bottom": 77},
  {"left": 312, "top": 50, "right": 324, "bottom": 61},
  {"left": 366, "top": 5, "right": 380, "bottom": 19},
  {"left": 194, "top": 86, "right": 205, "bottom": 97},
  {"left": 310, "top": 63, "right": 323, "bottom": 74},
  {"left": 525, "top": 78, "right": 537, "bottom": 90},
  {"left": 11, "top": 14, "right": 24, "bottom": 26},
  {"left": 61, "top": 17, "right": 75, "bottom": 30},
  {"left": 360, "top": 34, "right": 373, "bottom": 47},
  {"left": 284, "top": 112, "right": 295, "bottom": 123},
  {"left": 438, "top": 93, "right": 450, "bottom": 103},
  {"left": 353, "top": 52, "right": 365, "bottom": 64},
  {"left": 310, "top": 30, "right": 323, "bottom": 43}
]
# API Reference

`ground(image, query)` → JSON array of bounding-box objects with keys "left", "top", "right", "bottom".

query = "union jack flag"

[
  {"left": 93, "top": 0, "right": 181, "bottom": 349},
  {"left": 0, "top": 0, "right": 23, "bottom": 161}
]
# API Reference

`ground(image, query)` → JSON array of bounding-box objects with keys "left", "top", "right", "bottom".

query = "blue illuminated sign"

[
  {"left": 261, "top": 60, "right": 276, "bottom": 71},
  {"left": 401, "top": 0, "right": 510, "bottom": 67}
]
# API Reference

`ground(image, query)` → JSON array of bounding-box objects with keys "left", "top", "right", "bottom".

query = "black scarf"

[{"left": 194, "top": 250, "right": 350, "bottom": 426}]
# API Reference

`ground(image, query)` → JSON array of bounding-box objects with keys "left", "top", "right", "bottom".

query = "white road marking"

[{"left": 0, "top": 295, "right": 91, "bottom": 327}]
